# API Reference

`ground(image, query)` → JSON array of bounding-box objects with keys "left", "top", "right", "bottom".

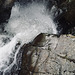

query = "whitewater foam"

[
  {"left": 0, "top": 2, "right": 58, "bottom": 74},
  {"left": 5, "top": 2, "right": 57, "bottom": 35}
]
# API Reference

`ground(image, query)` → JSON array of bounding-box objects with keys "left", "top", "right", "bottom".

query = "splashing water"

[{"left": 0, "top": 2, "right": 57, "bottom": 75}]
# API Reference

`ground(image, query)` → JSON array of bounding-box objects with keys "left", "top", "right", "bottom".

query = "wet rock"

[
  {"left": 32, "top": 33, "right": 46, "bottom": 47},
  {"left": 0, "top": 0, "right": 15, "bottom": 28},
  {"left": 19, "top": 33, "right": 75, "bottom": 75},
  {"left": 52, "top": 0, "right": 75, "bottom": 34},
  {"left": 19, "top": 44, "right": 35, "bottom": 75}
]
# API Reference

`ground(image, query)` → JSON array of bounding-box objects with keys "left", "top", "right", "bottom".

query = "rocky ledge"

[{"left": 19, "top": 33, "right": 75, "bottom": 75}]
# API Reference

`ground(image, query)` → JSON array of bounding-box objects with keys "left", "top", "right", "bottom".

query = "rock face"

[
  {"left": 53, "top": 0, "right": 75, "bottom": 33},
  {"left": 19, "top": 34, "right": 75, "bottom": 75},
  {"left": 0, "top": 0, "right": 15, "bottom": 32}
]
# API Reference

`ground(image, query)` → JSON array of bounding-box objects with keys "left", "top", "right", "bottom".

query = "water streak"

[{"left": 0, "top": 2, "right": 57, "bottom": 75}]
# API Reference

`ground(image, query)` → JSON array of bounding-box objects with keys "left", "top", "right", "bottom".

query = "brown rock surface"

[{"left": 19, "top": 34, "right": 75, "bottom": 75}]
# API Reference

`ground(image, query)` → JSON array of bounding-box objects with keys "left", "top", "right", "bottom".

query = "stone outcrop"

[
  {"left": 53, "top": 0, "right": 75, "bottom": 33},
  {"left": 0, "top": 0, "right": 16, "bottom": 33},
  {"left": 0, "top": 0, "right": 15, "bottom": 30},
  {"left": 19, "top": 33, "right": 75, "bottom": 75}
]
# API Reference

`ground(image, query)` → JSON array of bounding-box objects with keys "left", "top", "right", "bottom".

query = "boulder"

[
  {"left": 53, "top": 0, "right": 75, "bottom": 34},
  {"left": 0, "top": 0, "right": 15, "bottom": 25},
  {"left": 0, "top": 0, "right": 15, "bottom": 32},
  {"left": 19, "top": 33, "right": 75, "bottom": 75}
]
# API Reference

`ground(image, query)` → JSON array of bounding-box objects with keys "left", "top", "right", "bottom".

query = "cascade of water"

[{"left": 0, "top": 2, "right": 58, "bottom": 75}]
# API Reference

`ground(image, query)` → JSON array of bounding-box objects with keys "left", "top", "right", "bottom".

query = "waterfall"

[{"left": 0, "top": 1, "right": 57, "bottom": 75}]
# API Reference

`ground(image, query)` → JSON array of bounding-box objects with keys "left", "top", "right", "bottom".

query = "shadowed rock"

[
  {"left": 0, "top": 0, "right": 15, "bottom": 32},
  {"left": 19, "top": 33, "right": 75, "bottom": 75},
  {"left": 53, "top": 0, "right": 75, "bottom": 34}
]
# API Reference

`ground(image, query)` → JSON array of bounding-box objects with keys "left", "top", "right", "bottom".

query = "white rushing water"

[{"left": 0, "top": 2, "right": 57, "bottom": 75}]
